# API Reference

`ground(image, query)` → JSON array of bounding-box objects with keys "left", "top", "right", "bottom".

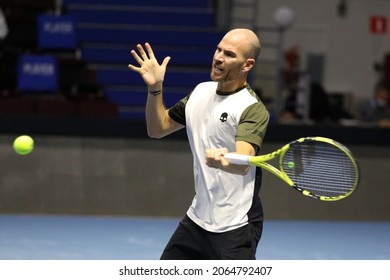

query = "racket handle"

[{"left": 223, "top": 153, "right": 251, "bottom": 165}]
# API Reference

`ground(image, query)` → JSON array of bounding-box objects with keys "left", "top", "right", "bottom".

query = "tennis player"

[{"left": 128, "top": 28, "right": 270, "bottom": 259}]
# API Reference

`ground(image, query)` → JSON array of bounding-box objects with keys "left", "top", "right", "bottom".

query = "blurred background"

[{"left": 0, "top": 0, "right": 389, "bottom": 259}]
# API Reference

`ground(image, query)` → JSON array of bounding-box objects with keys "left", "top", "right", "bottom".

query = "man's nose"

[{"left": 214, "top": 52, "right": 224, "bottom": 61}]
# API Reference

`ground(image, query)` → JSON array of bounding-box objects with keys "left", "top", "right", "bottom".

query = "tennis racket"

[{"left": 224, "top": 136, "right": 359, "bottom": 201}]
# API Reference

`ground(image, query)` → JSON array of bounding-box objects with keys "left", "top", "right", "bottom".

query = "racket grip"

[{"left": 223, "top": 153, "right": 251, "bottom": 165}]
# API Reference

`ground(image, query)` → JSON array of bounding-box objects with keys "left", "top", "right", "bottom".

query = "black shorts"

[{"left": 160, "top": 215, "right": 263, "bottom": 260}]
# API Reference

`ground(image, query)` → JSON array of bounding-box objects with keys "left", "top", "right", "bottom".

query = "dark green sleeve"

[
  {"left": 236, "top": 102, "right": 270, "bottom": 149},
  {"left": 168, "top": 94, "right": 191, "bottom": 126}
]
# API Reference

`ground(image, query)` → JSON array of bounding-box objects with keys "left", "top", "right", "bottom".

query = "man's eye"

[{"left": 226, "top": 52, "right": 235, "bottom": 58}]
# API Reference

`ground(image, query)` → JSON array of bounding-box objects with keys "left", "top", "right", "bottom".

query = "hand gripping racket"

[{"left": 224, "top": 136, "right": 360, "bottom": 201}]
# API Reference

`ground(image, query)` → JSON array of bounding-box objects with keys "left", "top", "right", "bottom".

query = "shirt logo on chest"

[{"left": 219, "top": 112, "right": 228, "bottom": 122}]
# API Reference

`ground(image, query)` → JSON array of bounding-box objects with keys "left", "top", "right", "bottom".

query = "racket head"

[{"left": 280, "top": 137, "right": 360, "bottom": 201}]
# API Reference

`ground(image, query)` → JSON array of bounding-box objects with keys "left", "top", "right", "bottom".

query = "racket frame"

[{"left": 225, "top": 136, "right": 360, "bottom": 201}]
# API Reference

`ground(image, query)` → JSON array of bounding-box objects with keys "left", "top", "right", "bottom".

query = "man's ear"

[{"left": 242, "top": 58, "right": 255, "bottom": 72}]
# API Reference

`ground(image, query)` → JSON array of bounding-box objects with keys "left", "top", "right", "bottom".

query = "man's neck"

[{"left": 216, "top": 79, "right": 247, "bottom": 93}]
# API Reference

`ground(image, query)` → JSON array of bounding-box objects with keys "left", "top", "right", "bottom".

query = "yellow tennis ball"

[
  {"left": 287, "top": 161, "right": 295, "bottom": 168},
  {"left": 13, "top": 135, "right": 34, "bottom": 155}
]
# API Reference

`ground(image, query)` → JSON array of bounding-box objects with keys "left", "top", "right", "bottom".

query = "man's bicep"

[
  {"left": 152, "top": 110, "right": 184, "bottom": 138},
  {"left": 235, "top": 140, "right": 257, "bottom": 156},
  {"left": 165, "top": 112, "right": 185, "bottom": 133}
]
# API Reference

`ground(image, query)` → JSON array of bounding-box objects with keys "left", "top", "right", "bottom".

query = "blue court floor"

[{"left": 0, "top": 215, "right": 389, "bottom": 260}]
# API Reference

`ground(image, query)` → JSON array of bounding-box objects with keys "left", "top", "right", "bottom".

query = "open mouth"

[{"left": 213, "top": 64, "right": 223, "bottom": 73}]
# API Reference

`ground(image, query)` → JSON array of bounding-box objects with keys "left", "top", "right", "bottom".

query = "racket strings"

[{"left": 282, "top": 142, "right": 358, "bottom": 198}]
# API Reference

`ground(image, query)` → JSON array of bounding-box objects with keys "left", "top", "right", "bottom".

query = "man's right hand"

[{"left": 128, "top": 42, "right": 171, "bottom": 90}]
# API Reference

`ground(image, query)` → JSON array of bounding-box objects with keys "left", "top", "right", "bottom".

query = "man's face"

[{"left": 210, "top": 34, "right": 248, "bottom": 84}]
